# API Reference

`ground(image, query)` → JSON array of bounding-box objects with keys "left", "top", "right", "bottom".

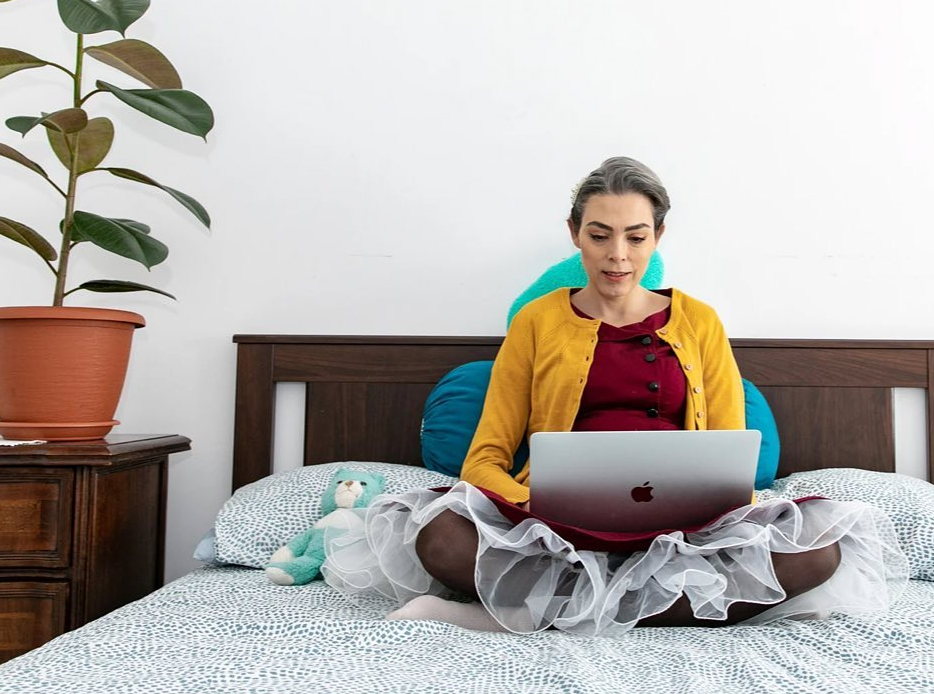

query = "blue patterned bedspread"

[{"left": 1, "top": 567, "right": 932, "bottom": 694}]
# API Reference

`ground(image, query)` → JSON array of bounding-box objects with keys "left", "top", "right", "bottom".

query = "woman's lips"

[{"left": 602, "top": 271, "right": 631, "bottom": 283}]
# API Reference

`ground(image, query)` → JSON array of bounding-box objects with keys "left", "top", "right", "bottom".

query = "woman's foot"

[{"left": 387, "top": 595, "right": 509, "bottom": 632}]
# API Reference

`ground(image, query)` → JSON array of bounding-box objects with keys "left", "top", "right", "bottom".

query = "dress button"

[
  {"left": 647, "top": 408, "right": 659, "bottom": 418},
  {"left": 685, "top": 364, "right": 693, "bottom": 370},
  {"left": 644, "top": 353, "right": 656, "bottom": 363},
  {"left": 648, "top": 381, "right": 660, "bottom": 392},
  {"left": 641, "top": 336, "right": 652, "bottom": 345}
]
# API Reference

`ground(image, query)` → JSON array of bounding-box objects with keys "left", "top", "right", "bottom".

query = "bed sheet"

[{"left": 1, "top": 566, "right": 932, "bottom": 694}]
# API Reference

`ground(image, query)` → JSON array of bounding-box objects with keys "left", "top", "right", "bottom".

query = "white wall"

[{"left": 2, "top": 1, "right": 932, "bottom": 581}]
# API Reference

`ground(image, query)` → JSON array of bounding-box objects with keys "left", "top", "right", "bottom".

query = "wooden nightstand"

[{"left": 0, "top": 434, "right": 190, "bottom": 663}]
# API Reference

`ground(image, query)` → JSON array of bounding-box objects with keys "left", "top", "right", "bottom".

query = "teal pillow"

[
  {"left": 421, "top": 361, "right": 528, "bottom": 477},
  {"left": 742, "top": 378, "right": 781, "bottom": 489},
  {"left": 507, "top": 251, "right": 665, "bottom": 328}
]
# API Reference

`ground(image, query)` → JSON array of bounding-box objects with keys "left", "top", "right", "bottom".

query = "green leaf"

[
  {"left": 96, "top": 81, "right": 213, "bottom": 138},
  {"left": 47, "top": 117, "right": 114, "bottom": 172},
  {"left": 6, "top": 108, "right": 88, "bottom": 137},
  {"left": 0, "top": 216, "right": 58, "bottom": 261},
  {"left": 72, "top": 279, "right": 175, "bottom": 299},
  {"left": 57, "top": 0, "right": 150, "bottom": 36},
  {"left": 104, "top": 167, "right": 210, "bottom": 227},
  {"left": 68, "top": 216, "right": 148, "bottom": 243},
  {"left": 0, "top": 142, "right": 51, "bottom": 179},
  {"left": 85, "top": 39, "right": 181, "bottom": 89},
  {"left": 6, "top": 116, "right": 35, "bottom": 135},
  {"left": 70, "top": 211, "right": 167, "bottom": 269},
  {"left": 111, "top": 218, "right": 150, "bottom": 234},
  {"left": 0, "top": 48, "right": 48, "bottom": 80}
]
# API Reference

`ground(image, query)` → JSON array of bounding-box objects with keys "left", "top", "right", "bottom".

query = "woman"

[{"left": 322, "top": 157, "right": 906, "bottom": 636}]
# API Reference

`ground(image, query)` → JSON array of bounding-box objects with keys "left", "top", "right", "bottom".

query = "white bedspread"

[{"left": 1, "top": 566, "right": 932, "bottom": 694}]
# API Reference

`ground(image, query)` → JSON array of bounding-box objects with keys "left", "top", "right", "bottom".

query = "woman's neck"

[{"left": 571, "top": 285, "right": 668, "bottom": 328}]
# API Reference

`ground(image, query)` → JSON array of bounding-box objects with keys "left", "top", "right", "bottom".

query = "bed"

[{"left": 1, "top": 335, "right": 933, "bottom": 694}]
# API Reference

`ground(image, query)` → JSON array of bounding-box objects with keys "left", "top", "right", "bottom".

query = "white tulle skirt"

[{"left": 321, "top": 482, "right": 908, "bottom": 636}]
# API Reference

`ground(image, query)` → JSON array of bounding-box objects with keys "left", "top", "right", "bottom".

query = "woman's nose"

[{"left": 607, "top": 240, "right": 627, "bottom": 262}]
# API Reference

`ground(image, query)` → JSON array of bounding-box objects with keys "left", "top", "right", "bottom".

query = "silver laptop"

[{"left": 529, "top": 430, "right": 761, "bottom": 533}]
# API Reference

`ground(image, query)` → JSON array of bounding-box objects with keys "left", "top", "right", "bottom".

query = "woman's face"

[{"left": 569, "top": 192, "right": 664, "bottom": 302}]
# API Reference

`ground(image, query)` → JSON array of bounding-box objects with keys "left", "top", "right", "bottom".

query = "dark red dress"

[{"left": 570, "top": 299, "right": 686, "bottom": 432}]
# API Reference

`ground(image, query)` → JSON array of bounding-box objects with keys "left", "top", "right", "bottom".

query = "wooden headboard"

[{"left": 231, "top": 336, "right": 934, "bottom": 491}]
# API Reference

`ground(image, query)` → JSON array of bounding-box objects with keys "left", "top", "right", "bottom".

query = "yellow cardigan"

[{"left": 460, "top": 287, "right": 746, "bottom": 503}]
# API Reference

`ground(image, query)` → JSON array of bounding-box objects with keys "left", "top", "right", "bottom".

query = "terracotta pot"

[{"left": 0, "top": 307, "right": 145, "bottom": 441}]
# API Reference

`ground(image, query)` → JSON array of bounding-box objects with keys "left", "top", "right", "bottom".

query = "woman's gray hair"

[{"left": 568, "top": 156, "right": 670, "bottom": 233}]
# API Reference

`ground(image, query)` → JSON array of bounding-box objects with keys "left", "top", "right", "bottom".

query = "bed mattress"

[{"left": 1, "top": 566, "right": 932, "bottom": 694}]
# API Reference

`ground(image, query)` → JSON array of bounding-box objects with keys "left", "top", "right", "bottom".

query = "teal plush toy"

[{"left": 265, "top": 468, "right": 385, "bottom": 586}]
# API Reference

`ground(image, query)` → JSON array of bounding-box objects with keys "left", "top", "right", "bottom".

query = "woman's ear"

[{"left": 568, "top": 219, "right": 581, "bottom": 249}]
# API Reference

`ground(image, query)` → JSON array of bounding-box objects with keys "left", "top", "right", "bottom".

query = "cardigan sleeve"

[
  {"left": 459, "top": 308, "right": 535, "bottom": 503},
  {"left": 699, "top": 309, "right": 745, "bottom": 430}
]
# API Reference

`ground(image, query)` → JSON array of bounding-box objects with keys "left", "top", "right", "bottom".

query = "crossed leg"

[{"left": 392, "top": 509, "right": 842, "bottom": 630}]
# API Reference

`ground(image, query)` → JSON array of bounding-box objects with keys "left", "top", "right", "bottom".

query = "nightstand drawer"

[
  {"left": 0, "top": 468, "right": 73, "bottom": 568},
  {"left": 0, "top": 581, "right": 68, "bottom": 662}
]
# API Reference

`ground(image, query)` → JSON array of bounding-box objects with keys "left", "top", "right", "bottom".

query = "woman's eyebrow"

[{"left": 585, "top": 221, "right": 651, "bottom": 232}]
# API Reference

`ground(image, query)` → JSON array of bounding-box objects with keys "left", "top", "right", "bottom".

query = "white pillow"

[
  {"left": 757, "top": 468, "right": 934, "bottom": 580},
  {"left": 210, "top": 464, "right": 934, "bottom": 580},
  {"left": 212, "top": 462, "right": 457, "bottom": 568}
]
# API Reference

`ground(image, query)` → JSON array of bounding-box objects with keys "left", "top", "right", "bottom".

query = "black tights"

[{"left": 414, "top": 509, "right": 843, "bottom": 627}]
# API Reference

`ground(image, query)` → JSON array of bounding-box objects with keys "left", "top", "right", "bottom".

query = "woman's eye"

[
  {"left": 589, "top": 235, "right": 608, "bottom": 242},
  {"left": 629, "top": 237, "right": 646, "bottom": 244}
]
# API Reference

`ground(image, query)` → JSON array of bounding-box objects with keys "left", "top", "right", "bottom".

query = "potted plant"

[{"left": 0, "top": 0, "right": 213, "bottom": 440}]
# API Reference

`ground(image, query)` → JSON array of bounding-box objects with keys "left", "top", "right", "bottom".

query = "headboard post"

[
  {"left": 232, "top": 342, "right": 276, "bottom": 491},
  {"left": 928, "top": 348, "right": 934, "bottom": 482}
]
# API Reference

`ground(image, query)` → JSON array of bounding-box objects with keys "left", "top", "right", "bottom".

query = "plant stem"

[
  {"left": 53, "top": 34, "right": 84, "bottom": 307},
  {"left": 79, "top": 89, "right": 102, "bottom": 106}
]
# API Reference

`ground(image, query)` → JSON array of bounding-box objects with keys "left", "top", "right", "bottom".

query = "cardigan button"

[
  {"left": 674, "top": 342, "right": 682, "bottom": 348},
  {"left": 685, "top": 364, "right": 693, "bottom": 370},
  {"left": 693, "top": 386, "right": 702, "bottom": 393},
  {"left": 658, "top": 328, "right": 668, "bottom": 335},
  {"left": 697, "top": 411, "right": 704, "bottom": 418}
]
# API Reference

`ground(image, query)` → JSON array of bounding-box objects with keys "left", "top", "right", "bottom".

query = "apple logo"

[{"left": 631, "top": 482, "right": 654, "bottom": 503}]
